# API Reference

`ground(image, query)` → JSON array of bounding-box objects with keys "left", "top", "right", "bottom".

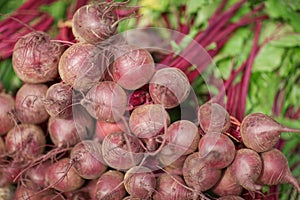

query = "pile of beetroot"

[{"left": 0, "top": 1, "right": 300, "bottom": 200}]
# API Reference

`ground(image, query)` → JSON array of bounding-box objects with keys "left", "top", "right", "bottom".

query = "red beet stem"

[{"left": 237, "top": 21, "right": 262, "bottom": 120}]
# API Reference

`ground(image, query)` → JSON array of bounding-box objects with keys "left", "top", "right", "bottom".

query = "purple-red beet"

[
  {"left": 158, "top": 120, "right": 200, "bottom": 167},
  {"left": 24, "top": 161, "right": 51, "bottom": 190},
  {"left": 13, "top": 185, "right": 53, "bottom": 200},
  {"left": 5, "top": 124, "right": 46, "bottom": 163},
  {"left": 82, "top": 81, "right": 127, "bottom": 123},
  {"left": 230, "top": 148, "right": 262, "bottom": 192},
  {"left": 72, "top": 1, "right": 124, "bottom": 44},
  {"left": 149, "top": 67, "right": 190, "bottom": 109},
  {"left": 182, "top": 152, "right": 222, "bottom": 192},
  {"left": 0, "top": 93, "right": 15, "bottom": 135},
  {"left": 212, "top": 166, "right": 243, "bottom": 197},
  {"left": 124, "top": 166, "right": 156, "bottom": 199},
  {"left": 198, "top": 132, "right": 235, "bottom": 169},
  {"left": 12, "top": 31, "right": 63, "bottom": 83},
  {"left": 102, "top": 132, "right": 144, "bottom": 171},
  {"left": 58, "top": 42, "right": 107, "bottom": 91},
  {"left": 45, "top": 158, "right": 85, "bottom": 192},
  {"left": 111, "top": 45, "right": 155, "bottom": 90},
  {"left": 70, "top": 140, "right": 107, "bottom": 179},
  {"left": 94, "top": 170, "right": 126, "bottom": 200},
  {"left": 44, "top": 82, "right": 73, "bottom": 119},
  {"left": 241, "top": 113, "right": 300, "bottom": 152},
  {"left": 165, "top": 120, "right": 200, "bottom": 155},
  {"left": 198, "top": 102, "right": 230, "bottom": 133},
  {"left": 15, "top": 83, "right": 49, "bottom": 124},
  {"left": 258, "top": 148, "right": 300, "bottom": 193},
  {"left": 48, "top": 116, "right": 81, "bottom": 148},
  {"left": 153, "top": 173, "right": 194, "bottom": 200},
  {"left": 129, "top": 104, "right": 170, "bottom": 139},
  {"left": 0, "top": 163, "right": 23, "bottom": 187}
]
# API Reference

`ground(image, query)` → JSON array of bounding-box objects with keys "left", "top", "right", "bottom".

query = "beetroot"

[
  {"left": 198, "top": 102, "right": 230, "bottom": 133},
  {"left": 158, "top": 120, "right": 200, "bottom": 167},
  {"left": 70, "top": 140, "right": 107, "bottom": 179},
  {"left": 149, "top": 67, "right": 190, "bottom": 109},
  {"left": 24, "top": 161, "right": 51, "bottom": 190},
  {"left": 12, "top": 31, "right": 63, "bottom": 83},
  {"left": 153, "top": 173, "right": 194, "bottom": 200},
  {"left": 212, "top": 166, "right": 243, "bottom": 197},
  {"left": 110, "top": 45, "right": 155, "bottom": 90},
  {"left": 44, "top": 82, "right": 73, "bottom": 119},
  {"left": 5, "top": 124, "right": 46, "bottom": 163},
  {"left": 129, "top": 104, "right": 170, "bottom": 139},
  {"left": 82, "top": 81, "right": 127, "bottom": 122},
  {"left": 0, "top": 93, "right": 15, "bottom": 135},
  {"left": 15, "top": 83, "right": 49, "bottom": 124},
  {"left": 13, "top": 185, "right": 53, "bottom": 200},
  {"left": 230, "top": 148, "right": 262, "bottom": 192},
  {"left": 72, "top": 2, "right": 122, "bottom": 44},
  {"left": 241, "top": 113, "right": 300, "bottom": 152},
  {"left": 45, "top": 158, "right": 85, "bottom": 192},
  {"left": 102, "top": 132, "right": 144, "bottom": 171},
  {"left": 198, "top": 132, "right": 235, "bottom": 169},
  {"left": 124, "top": 166, "right": 156, "bottom": 199},
  {"left": 58, "top": 42, "right": 107, "bottom": 91},
  {"left": 258, "top": 148, "right": 300, "bottom": 193},
  {"left": 94, "top": 170, "right": 126, "bottom": 200},
  {"left": 182, "top": 152, "right": 222, "bottom": 192},
  {"left": 48, "top": 116, "right": 81, "bottom": 148}
]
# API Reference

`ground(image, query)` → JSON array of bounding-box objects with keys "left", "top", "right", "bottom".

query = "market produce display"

[{"left": 0, "top": 0, "right": 300, "bottom": 199}]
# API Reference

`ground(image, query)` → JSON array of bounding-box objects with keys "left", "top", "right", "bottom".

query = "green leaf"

[
  {"left": 246, "top": 72, "right": 281, "bottom": 115},
  {"left": 252, "top": 45, "right": 285, "bottom": 72},
  {"left": 0, "top": 0, "right": 26, "bottom": 20},
  {"left": 40, "top": 0, "right": 70, "bottom": 22},
  {"left": 0, "top": 59, "right": 22, "bottom": 94},
  {"left": 265, "top": 0, "right": 300, "bottom": 32}
]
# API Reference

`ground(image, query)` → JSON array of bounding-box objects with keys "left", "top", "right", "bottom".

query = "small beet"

[
  {"left": 102, "top": 132, "right": 144, "bottom": 171},
  {"left": 45, "top": 158, "right": 85, "bottom": 192},
  {"left": 44, "top": 82, "right": 73, "bottom": 119},
  {"left": 70, "top": 140, "right": 107, "bottom": 179},
  {"left": 198, "top": 102, "right": 230, "bottom": 133},
  {"left": 240, "top": 113, "right": 300, "bottom": 152},
  {"left": 149, "top": 67, "right": 190, "bottom": 109},
  {"left": 124, "top": 166, "right": 156, "bottom": 199},
  {"left": 15, "top": 83, "right": 49, "bottom": 124},
  {"left": 111, "top": 45, "right": 155, "bottom": 90},
  {"left": 153, "top": 173, "right": 194, "bottom": 200},
  {"left": 12, "top": 31, "right": 63, "bottom": 83},
  {"left": 129, "top": 104, "right": 170, "bottom": 139},
  {"left": 198, "top": 132, "right": 236, "bottom": 169},
  {"left": 82, "top": 81, "right": 127, "bottom": 123},
  {"left": 212, "top": 166, "right": 243, "bottom": 197},
  {"left": 72, "top": 1, "right": 130, "bottom": 44},
  {"left": 230, "top": 148, "right": 262, "bottom": 192},
  {"left": 48, "top": 117, "right": 81, "bottom": 148},
  {"left": 258, "top": 148, "right": 300, "bottom": 193},
  {"left": 183, "top": 152, "right": 222, "bottom": 192},
  {"left": 58, "top": 42, "right": 107, "bottom": 91},
  {"left": 94, "top": 170, "right": 126, "bottom": 200},
  {"left": 5, "top": 124, "right": 46, "bottom": 163}
]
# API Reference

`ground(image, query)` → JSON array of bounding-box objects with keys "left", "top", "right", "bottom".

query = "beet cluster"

[{"left": 0, "top": 1, "right": 299, "bottom": 200}]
